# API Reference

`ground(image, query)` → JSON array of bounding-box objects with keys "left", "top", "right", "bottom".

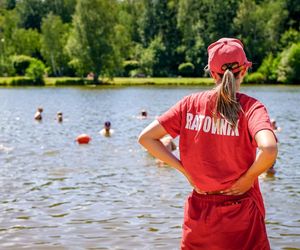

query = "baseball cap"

[{"left": 206, "top": 38, "right": 252, "bottom": 74}]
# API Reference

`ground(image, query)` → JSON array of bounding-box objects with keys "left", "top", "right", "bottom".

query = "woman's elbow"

[
  {"left": 138, "top": 132, "right": 148, "bottom": 146},
  {"left": 261, "top": 144, "right": 278, "bottom": 159}
]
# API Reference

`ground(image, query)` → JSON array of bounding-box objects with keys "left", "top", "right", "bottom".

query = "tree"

[
  {"left": 136, "top": 0, "right": 182, "bottom": 76},
  {"left": 26, "top": 58, "right": 46, "bottom": 84},
  {"left": 11, "top": 28, "right": 41, "bottom": 57},
  {"left": 41, "top": 13, "right": 70, "bottom": 76},
  {"left": 1, "top": 0, "right": 16, "bottom": 10},
  {"left": 277, "top": 43, "right": 300, "bottom": 84},
  {"left": 16, "top": 0, "right": 48, "bottom": 30},
  {"left": 44, "top": 0, "right": 76, "bottom": 23},
  {"left": 66, "top": 0, "right": 123, "bottom": 83},
  {"left": 233, "top": 0, "right": 288, "bottom": 70}
]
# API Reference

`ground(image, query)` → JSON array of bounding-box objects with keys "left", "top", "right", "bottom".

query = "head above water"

[
  {"left": 206, "top": 38, "right": 252, "bottom": 128},
  {"left": 141, "top": 110, "right": 147, "bottom": 117},
  {"left": 104, "top": 121, "right": 111, "bottom": 129}
]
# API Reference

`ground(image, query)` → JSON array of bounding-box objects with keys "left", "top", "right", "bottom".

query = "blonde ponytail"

[{"left": 214, "top": 69, "right": 240, "bottom": 128}]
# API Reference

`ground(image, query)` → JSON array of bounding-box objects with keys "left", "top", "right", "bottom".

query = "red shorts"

[{"left": 181, "top": 190, "right": 270, "bottom": 250}]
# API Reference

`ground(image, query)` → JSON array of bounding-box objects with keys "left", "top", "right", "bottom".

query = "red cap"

[{"left": 207, "top": 38, "right": 252, "bottom": 74}]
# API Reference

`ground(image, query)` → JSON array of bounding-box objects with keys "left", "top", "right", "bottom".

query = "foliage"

[
  {"left": 138, "top": 36, "right": 166, "bottom": 76},
  {"left": 11, "top": 55, "right": 34, "bottom": 75},
  {"left": 25, "top": 59, "right": 46, "bottom": 83},
  {"left": 244, "top": 72, "right": 266, "bottom": 84},
  {"left": 123, "top": 60, "right": 139, "bottom": 77},
  {"left": 10, "top": 77, "right": 43, "bottom": 86},
  {"left": 66, "top": 0, "right": 123, "bottom": 82},
  {"left": 55, "top": 78, "right": 85, "bottom": 86},
  {"left": 15, "top": 0, "right": 48, "bottom": 30},
  {"left": 11, "top": 28, "right": 41, "bottom": 57},
  {"left": 277, "top": 43, "right": 300, "bottom": 84},
  {"left": 257, "top": 54, "right": 281, "bottom": 83},
  {"left": 0, "top": 0, "right": 299, "bottom": 81},
  {"left": 233, "top": 0, "right": 288, "bottom": 70},
  {"left": 178, "top": 62, "right": 195, "bottom": 76},
  {"left": 280, "top": 29, "right": 300, "bottom": 49},
  {"left": 43, "top": 0, "right": 77, "bottom": 23},
  {"left": 41, "top": 13, "right": 70, "bottom": 76},
  {"left": 0, "top": 57, "right": 15, "bottom": 76},
  {"left": 137, "top": 0, "right": 182, "bottom": 76}
]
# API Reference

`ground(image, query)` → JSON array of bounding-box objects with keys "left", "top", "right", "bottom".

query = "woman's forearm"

[
  {"left": 138, "top": 120, "right": 196, "bottom": 187},
  {"left": 139, "top": 137, "right": 183, "bottom": 170},
  {"left": 245, "top": 145, "right": 278, "bottom": 180}
]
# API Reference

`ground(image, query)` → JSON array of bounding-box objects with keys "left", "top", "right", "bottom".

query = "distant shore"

[
  {"left": 0, "top": 77, "right": 297, "bottom": 86},
  {"left": 0, "top": 76, "right": 214, "bottom": 86}
]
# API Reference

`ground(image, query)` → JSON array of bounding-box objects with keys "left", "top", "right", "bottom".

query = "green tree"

[
  {"left": 137, "top": 0, "right": 182, "bottom": 76},
  {"left": 41, "top": 13, "right": 70, "bottom": 76},
  {"left": 285, "top": 0, "right": 300, "bottom": 30},
  {"left": 16, "top": 0, "right": 47, "bottom": 30},
  {"left": 66, "top": 0, "right": 123, "bottom": 83},
  {"left": 233, "top": 0, "right": 288, "bottom": 70},
  {"left": 44, "top": 0, "right": 76, "bottom": 23},
  {"left": 11, "top": 28, "right": 41, "bottom": 57},
  {"left": 1, "top": 0, "right": 16, "bottom": 10},
  {"left": 25, "top": 58, "right": 46, "bottom": 83},
  {"left": 280, "top": 29, "right": 300, "bottom": 50},
  {"left": 277, "top": 43, "right": 300, "bottom": 84},
  {"left": 257, "top": 53, "right": 281, "bottom": 83}
]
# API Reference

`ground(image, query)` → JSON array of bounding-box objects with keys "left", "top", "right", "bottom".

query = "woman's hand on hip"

[{"left": 222, "top": 174, "right": 255, "bottom": 195}]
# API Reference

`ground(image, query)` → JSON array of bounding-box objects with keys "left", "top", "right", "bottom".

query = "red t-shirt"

[{"left": 158, "top": 90, "right": 274, "bottom": 192}]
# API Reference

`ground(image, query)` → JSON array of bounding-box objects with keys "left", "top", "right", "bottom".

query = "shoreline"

[{"left": 0, "top": 76, "right": 298, "bottom": 87}]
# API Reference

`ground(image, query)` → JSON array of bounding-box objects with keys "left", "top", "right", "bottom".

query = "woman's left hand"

[{"left": 222, "top": 174, "right": 255, "bottom": 195}]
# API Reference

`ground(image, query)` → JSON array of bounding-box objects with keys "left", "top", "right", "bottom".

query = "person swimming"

[
  {"left": 271, "top": 119, "right": 282, "bottom": 132},
  {"left": 56, "top": 112, "right": 63, "bottom": 123},
  {"left": 100, "top": 121, "right": 114, "bottom": 137},
  {"left": 34, "top": 107, "right": 43, "bottom": 121},
  {"left": 156, "top": 135, "right": 177, "bottom": 166},
  {"left": 266, "top": 118, "right": 281, "bottom": 177},
  {"left": 137, "top": 109, "right": 148, "bottom": 119}
]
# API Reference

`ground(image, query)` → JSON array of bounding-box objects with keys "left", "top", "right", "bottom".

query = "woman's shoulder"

[
  {"left": 237, "top": 92, "right": 267, "bottom": 114},
  {"left": 237, "top": 92, "right": 261, "bottom": 105},
  {"left": 185, "top": 90, "right": 213, "bottom": 101}
]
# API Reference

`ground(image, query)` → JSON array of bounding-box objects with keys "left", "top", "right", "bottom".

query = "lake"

[{"left": 0, "top": 85, "right": 299, "bottom": 249}]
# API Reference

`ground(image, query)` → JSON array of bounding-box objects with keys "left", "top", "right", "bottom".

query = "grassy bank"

[{"left": 0, "top": 76, "right": 214, "bottom": 86}]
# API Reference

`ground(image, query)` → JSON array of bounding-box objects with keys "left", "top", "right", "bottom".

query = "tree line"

[{"left": 0, "top": 0, "right": 299, "bottom": 83}]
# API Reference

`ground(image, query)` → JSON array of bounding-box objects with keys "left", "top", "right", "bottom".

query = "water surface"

[{"left": 0, "top": 85, "right": 299, "bottom": 249}]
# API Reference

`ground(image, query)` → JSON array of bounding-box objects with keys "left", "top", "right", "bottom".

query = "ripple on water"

[{"left": 0, "top": 86, "right": 299, "bottom": 249}]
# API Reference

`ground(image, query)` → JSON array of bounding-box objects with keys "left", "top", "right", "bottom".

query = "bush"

[
  {"left": 178, "top": 62, "right": 195, "bottom": 76},
  {"left": 257, "top": 53, "right": 281, "bottom": 83},
  {"left": 11, "top": 55, "right": 34, "bottom": 75},
  {"left": 244, "top": 72, "right": 266, "bottom": 84},
  {"left": 277, "top": 43, "right": 300, "bottom": 84},
  {"left": 0, "top": 58, "right": 15, "bottom": 77},
  {"left": 25, "top": 59, "right": 46, "bottom": 84},
  {"left": 55, "top": 79, "right": 86, "bottom": 85},
  {"left": 10, "top": 77, "right": 43, "bottom": 86},
  {"left": 280, "top": 29, "right": 300, "bottom": 50},
  {"left": 123, "top": 60, "right": 139, "bottom": 77}
]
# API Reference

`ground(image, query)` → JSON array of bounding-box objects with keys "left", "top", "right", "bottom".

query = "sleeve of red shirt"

[
  {"left": 157, "top": 97, "right": 186, "bottom": 138},
  {"left": 246, "top": 101, "right": 276, "bottom": 146}
]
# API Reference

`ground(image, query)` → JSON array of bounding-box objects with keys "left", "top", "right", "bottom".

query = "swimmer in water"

[
  {"left": 100, "top": 121, "right": 114, "bottom": 137},
  {"left": 34, "top": 107, "right": 43, "bottom": 121},
  {"left": 156, "top": 135, "right": 177, "bottom": 166},
  {"left": 56, "top": 112, "right": 63, "bottom": 123},
  {"left": 138, "top": 109, "right": 148, "bottom": 119}
]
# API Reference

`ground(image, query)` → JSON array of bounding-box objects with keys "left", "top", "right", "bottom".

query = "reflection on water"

[{"left": 0, "top": 86, "right": 299, "bottom": 249}]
